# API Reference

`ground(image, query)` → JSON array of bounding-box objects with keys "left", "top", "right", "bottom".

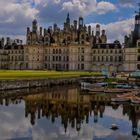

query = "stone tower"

[
  {"left": 32, "top": 19, "right": 38, "bottom": 33},
  {"left": 133, "top": 3, "right": 140, "bottom": 45},
  {"left": 101, "top": 30, "right": 107, "bottom": 43}
]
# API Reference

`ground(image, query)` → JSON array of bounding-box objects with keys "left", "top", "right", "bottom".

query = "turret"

[
  {"left": 44, "top": 28, "right": 47, "bottom": 35},
  {"left": 133, "top": 3, "right": 140, "bottom": 45},
  {"left": 53, "top": 24, "right": 57, "bottom": 32},
  {"left": 27, "top": 27, "right": 30, "bottom": 34},
  {"left": 66, "top": 13, "right": 70, "bottom": 25},
  {"left": 1, "top": 37, "right": 4, "bottom": 46},
  {"left": 73, "top": 20, "right": 77, "bottom": 30},
  {"left": 102, "top": 30, "right": 105, "bottom": 36},
  {"left": 79, "top": 16, "right": 83, "bottom": 29},
  {"left": 6, "top": 37, "right": 10, "bottom": 45},
  {"left": 96, "top": 24, "right": 100, "bottom": 36},
  {"left": 40, "top": 27, "right": 42, "bottom": 36},
  {"left": 92, "top": 31, "right": 94, "bottom": 36},
  {"left": 32, "top": 19, "right": 38, "bottom": 33},
  {"left": 101, "top": 30, "right": 107, "bottom": 43},
  {"left": 88, "top": 25, "right": 91, "bottom": 36}
]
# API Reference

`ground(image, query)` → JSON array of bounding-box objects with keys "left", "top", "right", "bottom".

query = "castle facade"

[{"left": 0, "top": 6, "right": 140, "bottom": 72}]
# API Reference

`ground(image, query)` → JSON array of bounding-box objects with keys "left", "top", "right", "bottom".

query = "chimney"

[{"left": 40, "top": 27, "right": 42, "bottom": 36}]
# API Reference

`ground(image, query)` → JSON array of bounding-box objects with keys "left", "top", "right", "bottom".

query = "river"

[{"left": 0, "top": 85, "right": 140, "bottom": 140}]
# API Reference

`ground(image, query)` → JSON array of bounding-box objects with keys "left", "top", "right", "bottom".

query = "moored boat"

[
  {"left": 115, "top": 83, "right": 132, "bottom": 89},
  {"left": 111, "top": 97, "right": 130, "bottom": 102},
  {"left": 81, "top": 80, "right": 108, "bottom": 91},
  {"left": 131, "top": 98, "right": 140, "bottom": 104}
]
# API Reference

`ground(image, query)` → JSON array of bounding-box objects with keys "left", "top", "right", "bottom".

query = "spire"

[
  {"left": 67, "top": 12, "right": 69, "bottom": 19},
  {"left": 32, "top": 19, "right": 38, "bottom": 33},
  {"left": 135, "top": 3, "right": 140, "bottom": 15},
  {"left": 66, "top": 12, "right": 70, "bottom": 24},
  {"left": 133, "top": 3, "right": 140, "bottom": 46}
]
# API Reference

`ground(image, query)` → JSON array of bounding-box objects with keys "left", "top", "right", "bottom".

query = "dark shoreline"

[{"left": 0, "top": 77, "right": 80, "bottom": 90}]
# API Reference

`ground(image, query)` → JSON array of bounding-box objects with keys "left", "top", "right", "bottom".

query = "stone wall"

[{"left": 0, "top": 78, "right": 80, "bottom": 90}]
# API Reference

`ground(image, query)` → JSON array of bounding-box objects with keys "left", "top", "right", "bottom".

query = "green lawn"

[{"left": 0, "top": 70, "right": 101, "bottom": 79}]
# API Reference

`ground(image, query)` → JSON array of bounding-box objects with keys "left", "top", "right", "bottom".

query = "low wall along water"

[{"left": 0, "top": 78, "right": 80, "bottom": 90}]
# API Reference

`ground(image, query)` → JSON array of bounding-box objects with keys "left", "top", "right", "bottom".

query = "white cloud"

[
  {"left": 0, "top": 0, "right": 132, "bottom": 44},
  {"left": 61, "top": 0, "right": 117, "bottom": 17},
  {"left": 96, "top": 1, "right": 117, "bottom": 15},
  {"left": 0, "top": 107, "right": 31, "bottom": 139},
  {"left": 0, "top": 1, "right": 38, "bottom": 23},
  {"left": 0, "top": 0, "right": 38, "bottom": 43},
  {"left": 62, "top": 0, "right": 97, "bottom": 17},
  {"left": 119, "top": 0, "right": 139, "bottom": 8}
]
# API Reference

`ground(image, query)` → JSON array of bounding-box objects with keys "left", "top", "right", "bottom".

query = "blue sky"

[{"left": 0, "top": 0, "right": 139, "bottom": 43}]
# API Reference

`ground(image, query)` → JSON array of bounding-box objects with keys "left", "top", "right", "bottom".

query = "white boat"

[
  {"left": 81, "top": 81, "right": 108, "bottom": 88},
  {"left": 115, "top": 83, "right": 132, "bottom": 89}
]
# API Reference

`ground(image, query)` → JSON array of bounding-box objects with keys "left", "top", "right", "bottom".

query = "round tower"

[
  {"left": 79, "top": 16, "right": 83, "bottom": 29},
  {"left": 133, "top": 4, "right": 140, "bottom": 44},
  {"left": 96, "top": 24, "right": 100, "bottom": 36},
  {"left": 74, "top": 20, "right": 77, "bottom": 30},
  {"left": 88, "top": 25, "right": 91, "bottom": 36}
]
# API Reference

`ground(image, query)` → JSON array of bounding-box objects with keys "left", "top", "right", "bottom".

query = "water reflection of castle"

[{"left": 1, "top": 86, "right": 140, "bottom": 138}]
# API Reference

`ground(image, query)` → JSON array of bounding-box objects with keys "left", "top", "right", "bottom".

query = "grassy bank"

[
  {"left": 104, "top": 78, "right": 119, "bottom": 83},
  {"left": 0, "top": 70, "right": 101, "bottom": 79}
]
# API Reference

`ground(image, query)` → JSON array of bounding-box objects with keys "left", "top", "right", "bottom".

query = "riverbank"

[{"left": 0, "top": 77, "right": 81, "bottom": 90}]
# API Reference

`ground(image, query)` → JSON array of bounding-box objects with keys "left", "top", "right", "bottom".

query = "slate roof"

[{"left": 92, "top": 43, "right": 122, "bottom": 49}]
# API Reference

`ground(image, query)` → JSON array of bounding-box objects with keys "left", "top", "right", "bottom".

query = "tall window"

[
  {"left": 98, "top": 56, "right": 100, "bottom": 62},
  {"left": 81, "top": 64, "right": 84, "bottom": 70},
  {"left": 110, "top": 56, "right": 113, "bottom": 62},
  {"left": 93, "top": 56, "right": 96, "bottom": 61},
  {"left": 115, "top": 56, "right": 117, "bottom": 61},
  {"left": 138, "top": 42, "right": 140, "bottom": 47},
  {"left": 53, "top": 49, "right": 55, "bottom": 54},
  {"left": 59, "top": 49, "right": 61, "bottom": 54},
  {"left": 138, "top": 55, "right": 140, "bottom": 61},
  {"left": 53, "top": 56, "right": 55, "bottom": 61},
  {"left": 81, "top": 48, "right": 84, "bottom": 53},
  {"left": 119, "top": 56, "right": 122, "bottom": 62},
  {"left": 59, "top": 56, "right": 61, "bottom": 61},
  {"left": 45, "top": 56, "right": 47, "bottom": 61},
  {"left": 102, "top": 56, "right": 104, "bottom": 62},
  {"left": 106, "top": 56, "right": 108, "bottom": 62},
  {"left": 56, "top": 49, "right": 58, "bottom": 54},
  {"left": 81, "top": 56, "right": 84, "bottom": 61}
]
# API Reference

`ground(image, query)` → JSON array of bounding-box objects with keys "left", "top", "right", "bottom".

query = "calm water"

[{"left": 0, "top": 86, "right": 140, "bottom": 140}]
